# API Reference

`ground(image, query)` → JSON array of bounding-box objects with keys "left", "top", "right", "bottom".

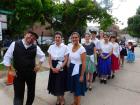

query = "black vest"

[{"left": 13, "top": 40, "right": 37, "bottom": 72}]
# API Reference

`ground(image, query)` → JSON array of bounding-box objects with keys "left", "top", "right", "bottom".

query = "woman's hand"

[
  {"left": 101, "top": 55, "right": 109, "bottom": 59},
  {"left": 104, "top": 55, "right": 110, "bottom": 59},
  {"left": 52, "top": 68, "right": 59, "bottom": 73},
  {"left": 79, "top": 75, "right": 84, "bottom": 82},
  {"left": 104, "top": 56, "right": 108, "bottom": 59},
  {"left": 95, "top": 62, "right": 98, "bottom": 65},
  {"left": 101, "top": 55, "right": 105, "bottom": 59}
]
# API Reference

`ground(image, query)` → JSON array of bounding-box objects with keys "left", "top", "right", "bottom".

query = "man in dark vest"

[{"left": 3, "top": 31, "right": 46, "bottom": 105}]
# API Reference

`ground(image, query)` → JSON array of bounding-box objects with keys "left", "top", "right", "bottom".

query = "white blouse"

[
  {"left": 92, "top": 38, "right": 100, "bottom": 49},
  {"left": 69, "top": 46, "right": 86, "bottom": 64},
  {"left": 98, "top": 39, "right": 105, "bottom": 49},
  {"left": 69, "top": 45, "right": 86, "bottom": 76},
  {"left": 48, "top": 43, "right": 69, "bottom": 61},
  {"left": 112, "top": 42, "right": 120, "bottom": 57},
  {"left": 99, "top": 42, "right": 113, "bottom": 53}
]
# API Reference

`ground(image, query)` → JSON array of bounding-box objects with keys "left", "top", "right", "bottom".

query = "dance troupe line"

[{"left": 2, "top": 30, "right": 135, "bottom": 105}]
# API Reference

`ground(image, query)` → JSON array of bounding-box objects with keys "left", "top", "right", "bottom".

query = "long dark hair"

[{"left": 110, "top": 35, "right": 118, "bottom": 43}]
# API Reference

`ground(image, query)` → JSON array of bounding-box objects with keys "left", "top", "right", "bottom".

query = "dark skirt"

[
  {"left": 98, "top": 53, "right": 111, "bottom": 76},
  {"left": 67, "top": 63, "right": 87, "bottom": 96},
  {"left": 120, "top": 48, "right": 127, "bottom": 56},
  {"left": 47, "top": 60, "right": 67, "bottom": 96}
]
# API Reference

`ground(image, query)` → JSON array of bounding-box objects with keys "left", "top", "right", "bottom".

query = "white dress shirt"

[
  {"left": 92, "top": 38, "right": 100, "bottom": 49},
  {"left": 48, "top": 43, "right": 69, "bottom": 61},
  {"left": 3, "top": 39, "right": 46, "bottom": 66}
]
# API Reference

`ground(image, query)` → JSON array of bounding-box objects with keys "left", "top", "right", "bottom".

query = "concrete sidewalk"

[{"left": 1, "top": 54, "right": 140, "bottom": 105}]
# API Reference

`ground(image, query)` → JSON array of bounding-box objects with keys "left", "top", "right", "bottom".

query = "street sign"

[
  {"left": 0, "top": 22, "right": 2, "bottom": 41},
  {"left": 0, "top": 14, "right": 7, "bottom": 22},
  {"left": 0, "top": 14, "right": 7, "bottom": 29}
]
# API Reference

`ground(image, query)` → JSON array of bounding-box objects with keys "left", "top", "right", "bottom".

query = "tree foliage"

[
  {"left": 0, "top": 0, "right": 15, "bottom": 10},
  {"left": 1, "top": 0, "right": 114, "bottom": 40},
  {"left": 127, "top": 6, "right": 140, "bottom": 37}
]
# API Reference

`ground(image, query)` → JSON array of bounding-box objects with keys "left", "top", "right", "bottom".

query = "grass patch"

[
  {"left": 0, "top": 64, "right": 5, "bottom": 71},
  {"left": 0, "top": 58, "right": 5, "bottom": 71}
]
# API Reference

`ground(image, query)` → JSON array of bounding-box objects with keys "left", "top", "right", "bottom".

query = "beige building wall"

[{"left": 32, "top": 22, "right": 52, "bottom": 36}]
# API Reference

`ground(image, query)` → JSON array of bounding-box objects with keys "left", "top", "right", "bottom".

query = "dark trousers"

[
  {"left": 92, "top": 64, "right": 98, "bottom": 82},
  {"left": 13, "top": 71, "right": 36, "bottom": 105}
]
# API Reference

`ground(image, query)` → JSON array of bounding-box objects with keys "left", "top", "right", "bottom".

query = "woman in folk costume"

[
  {"left": 67, "top": 32, "right": 86, "bottom": 105},
  {"left": 98, "top": 34, "right": 113, "bottom": 84},
  {"left": 90, "top": 30, "right": 100, "bottom": 81},
  {"left": 98, "top": 30, "right": 104, "bottom": 41},
  {"left": 119, "top": 38, "right": 127, "bottom": 67},
  {"left": 127, "top": 42, "right": 135, "bottom": 63},
  {"left": 47, "top": 31, "right": 68, "bottom": 105},
  {"left": 110, "top": 36, "right": 120, "bottom": 78},
  {"left": 83, "top": 33, "right": 97, "bottom": 91}
]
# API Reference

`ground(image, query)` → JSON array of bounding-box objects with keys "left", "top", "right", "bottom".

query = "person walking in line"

[
  {"left": 98, "top": 30, "right": 104, "bottom": 42},
  {"left": 127, "top": 42, "right": 135, "bottom": 63},
  {"left": 91, "top": 30, "right": 99, "bottom": 81},
  {"left": 47, "top": 31, "right": 68, "bottom": 105},
  {"left": 83, "top": 33, "right": 97, "bottom": 91},
  {"left": 67, "top": 32, "right": 86, "bottom": 105},
  {"left": 110, "top": 36, "right": 120, "bottom": 79},
  {"left": 2, "top": 31, "right": 46, "bottom": 105},
  {"left": 119, "top": 38, "right": 127, "bottom": 67},
  {"left": 91, "top": 31, "right": 100, "bottom": 49},
  {"left": 98, "top": 34, "right": 113, "bottom": 84}
]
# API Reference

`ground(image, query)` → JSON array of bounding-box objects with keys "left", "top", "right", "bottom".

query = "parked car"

[
  {"left": 126, "top": 39, "right": 137, "bottom": 47},
  {"left": 37, "top": 36, "right": 53, "bottom": 45}
]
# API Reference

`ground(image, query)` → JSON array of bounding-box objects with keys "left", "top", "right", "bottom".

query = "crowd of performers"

[{"left": 47, "top": 31, "right": 135, "bottom": 105}]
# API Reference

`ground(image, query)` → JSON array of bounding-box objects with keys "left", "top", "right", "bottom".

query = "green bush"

[{"left": 0, "top": 64, "right": 5, "bottom": 71}]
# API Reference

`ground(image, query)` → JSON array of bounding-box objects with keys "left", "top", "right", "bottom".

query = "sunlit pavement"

[{"left": 0, "top": 47, "right": 140, "bottom": 105}]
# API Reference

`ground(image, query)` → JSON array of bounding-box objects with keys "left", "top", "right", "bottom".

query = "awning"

[{"left": 0, "top": 10, "right": 13, "bottom": 15}]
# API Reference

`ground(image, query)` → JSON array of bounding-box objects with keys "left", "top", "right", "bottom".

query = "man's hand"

[
  {"left": 34, "top": 64, "right": 41, "bottom": 73},
  {"left": 7, "top": 66, "right": 16, "bottom": 76}
]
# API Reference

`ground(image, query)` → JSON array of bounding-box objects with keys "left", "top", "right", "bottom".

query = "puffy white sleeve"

[
  {"left": 98, "top": 41, "right": 102, "bottom": 50},
  {"left": 113, "top": 43, "right": 120, "bottom": 57},
  {"left": 96, "top": 40, "right": 100, "bottom": 49},
  {"left": 80, "top": 46, "right": 86, "bottom": 54},
  {"left": 64, "top": 46, "right": 69, "bottom": 55},
  {"left": 2, "top": 42, "right": 15, "bottom": 66},
  {"left": 36, "top": 46, "right": 46, "bottom": 63},
  {"left": 110, "top": 43, "right": 113, "bottom": 52},
  {"left": 47, "top": 45, "right": 52, "bottom": 54},
  {"left": 116, "top": 43, "right": 120, "bottom": 56}
]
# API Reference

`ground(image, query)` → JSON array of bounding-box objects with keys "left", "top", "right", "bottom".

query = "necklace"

[{"left": 72, "top": 44, "right": 80, "bottom": 52}]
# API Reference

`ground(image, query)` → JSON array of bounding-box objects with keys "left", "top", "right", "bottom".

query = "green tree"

[
  {"left": 0, "top": 0, "right": 15, "bottom": 10},
  {"left": 127, "top": 6, "right": 140, "bottom": 37},
  {"left": 3, "top": 0, "right": 114, "bottom": 41}
]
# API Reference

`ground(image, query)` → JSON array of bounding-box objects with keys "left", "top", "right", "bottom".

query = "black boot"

[
  {"left": 112, "top": 74, "right": 115, "bottom": 79},
  {"left": 100, "top": 79, "right": 104, "bottom": 84},
  {"left": 103, "top": 80, "right": 107, "bottom": 84}
]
